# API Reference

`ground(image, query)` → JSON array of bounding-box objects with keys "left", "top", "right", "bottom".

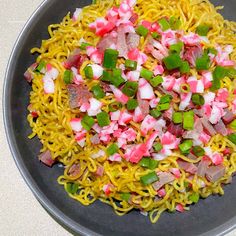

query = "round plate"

[{"left": 3, "top": 0, "right": 236, "bottom": 235}]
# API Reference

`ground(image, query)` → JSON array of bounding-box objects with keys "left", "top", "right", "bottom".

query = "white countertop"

[{"left": 0, "top": 0, "right": 235, "bottom": 235}]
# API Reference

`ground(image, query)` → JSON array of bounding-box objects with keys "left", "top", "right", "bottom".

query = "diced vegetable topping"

[
  {"left": 84, "top": 65, "right": 93, "bottom": 79},
  {"left": 125, "top": 59, "right": 138, "bottom": 71},
  {"left": 97, "top": 111, "right": 110, "bottom": 127},
  {"left": 63, "top": 70, "right": 73, "bottom": 84},
  {"left": 191, "top": 94, "right": 205, "bottom": 106},
  {"left": 229, "top": 119, "right": 236, "bottom": 130},
  {"left": 136, "top": 25, "right": 149, "bottom": 37},
  {"left": 180, "top": 61, "right": 190, "bottom": 74},
  {"left": 107, "top": 143, "right": 119, "bottom": 155},
  {"left": 150, "top": 109, "right": 162, "bottom": 118},
  {"left": 66, "top": 182, "right": 79, "bottom": 194},
  {"left": 139, "top": 157, "right": 159, "bottom": 170},
  {"left": 227, "top": 133, "right": 236, "bottom": 145},
  {"left": 91, "top": 84, "right": 105, "bottom": 99},
  {"left": 172, "top": 112, "right": 182, "bottom": 124},
  {"left": 108, "top": 102, "right": 122, "bottom": 112},
  {"left": 196, "top": 54, "right": 210, "bottom": 71},
  {"left": 192, "top": 146, "right": 205, "bottom": 157},
  {"left": 103, "top": 49, "right": 119, "bottom": 69},
  {"left": 127, "top": 98, "right": 138, "bottom": 110},
  {"left": 80, "top": 42, "right": 92, "bottom": 50},
  {"left": 159, "top": 94, "right": 172, "bottom": 104},
  {"left": 163, "top": 54, "right": 182, "bottom": 70},
  {"left": 120, "top": 192, "right": 131, "bottom": 201},
  {"left": 158, "top": 18, "right": 170, "bottom": 31},
  {"left": 179, "top": 140, "right": 193, "bottom": 154},
  {"left": 81, "top": 115, "right": 95, "bottom": 130},
  {"left": 153, "top": 142, "right": 163, "bottom": 152},
  {"left": 122, "top": 81, "right": 138, "bottom": 97},
  {"left": 196, "top": 25, "right": 210, "bottom": 36},
  {"left": 169, "top": 42, "right": 184, "bottom": 55},
  {"left": 188, "top": 192, "right": 200, "bottom": 203},
  {"left": 140, "top": 171, "right": 159, "bottom": 185},
  {"left": 183, "top": 111, "right": 194, "bottom": 130},
  {"left": 150, "top": 76, "right": 163, "bottom": 87},
  {"left": 140, "top": 68, "right": 154, "bottom": 80}
]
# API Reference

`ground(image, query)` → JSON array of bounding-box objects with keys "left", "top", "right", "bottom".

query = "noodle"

[{"left": 26, "top": 0, "right": 236, "bottom": 223}]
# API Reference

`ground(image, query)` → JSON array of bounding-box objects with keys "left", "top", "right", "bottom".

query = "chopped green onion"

[
  {"left": 180, "top": 61, "right": 190, "bottom": 74},
  {"left": 36, "top": 61, "right": 46, "bottom": 72},
  {"left": 179, "top": 140, "right": 193, "bottom": 154},
  {"left": 210, "top": 66, "right": 227, "bottom": 91},
  {"left": 63, "top": 70, "right": 73, "bottom": 84},
  {"left": 196, "top": 25, "right": 210, "bottom": 36},
  {"left": 125, "top": 59, "right": 138, "bottom": 71},
  {"left": 139, "top": 157, "right": 159, "bottom": 170},
  {"left": 150, "top": 75, "right": 163, "bottom": 87},
  {"left": 108, "top": 102, "right": 122, "bottom": 112},
  {"left": 106, "top": 143, "right": 119, "bottom": 156},
  {"left": 188, "top": 192, "right": 200, "bottom": 203},
  {"left": 180, "top": 83, "right": 190, "bottom": 93},
  {"left": 140, "top": 171, "right": 159, "bottom": 185},
  {"left": 192, "top": 146, "right": 205, "bottom": 157},
  {"left": 227, "top": 133, "right": 236, "bottom": 145},
  {"left": 169, "top": 16, "right": 181, "bottom": 30},
  {"left": 157, "top": 103, "right": 170, "bottom": 111},
  {"left": 172, "top": 112, "right": 183, "bottom": 124},
  {"left": 158, "top": 18, "right": 170, "bottom": 31},
  {"left": 206, "top": 47, "right": 217, "bottom": 55},
  {"left": 127, "top": 98, "right": 138, "bottom": 110},
  {"left": 163, "top": 54, "right": 182, "bottom": 70},
  {"left": 159, "top": 94, "right": 173, "bottom": 104},
  {"left": 169, "top": 42, "right": 184, "bottom": 55},
  {"left": 84, "top": 65, "right": 93, "bottom": 79},
  {"left": 183, "top": 110, "right": 194, "bottom": 130},
  {"left": 191, "top": 94, "right": 205, "bottom": 106},
  {"left": 103, "top": 49, "right": 119, "bottom": 69},
  {"left": 195, "top": 54, "right": 210, "bottom": 71},
  {"left": 150, "top": 109, "right": 162, "bottom": 118},
  {"left": 80, "top": 42, "right": 92, "bottom": 50},
  {"left": 111, "top": 68, "right": 125, "bottom": 87},
  {"left": 136, "top": 25, "right": 149, "bottom": 37},
  {"left": 151, "top": 32, "right": 160, "bottom": 39},
  {"left": 122, "top": 81, "right": 138, "bottom": 97},
  {"left": 101, "top": 70, "right": 112, "bottom": 82},
  {"left": 91, "top": 84, "right": 105, "bottom": 99},
  {"left": 97, "top": 111, "right": 110, "bottom": 127},
  {"left": 81, "top": 115, "right": 95, "bottom": 130},
  {"left": 229, "top": 119, "right": 236, "bottom": 131},
  {"left": 227, "top": 68, "right": 236, "bottom": 78},
  {"left": 66, "top": 182, "right": 79, "bottom": 194},
  {"left": 92, "top": 0, "right": 97, "bottom": 4},
  {"left": 140, "top": 68, "right": 154, "bottom": 80},
  {"left": 120, "top": 192, "right": 131, "bottom": 201},
  {"left": 153, "top": 142, "right": 163, "bottom": 152}
]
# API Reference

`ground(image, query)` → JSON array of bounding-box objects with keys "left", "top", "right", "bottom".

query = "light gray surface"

[{"left": 0, "top": 0, "right": 235, "bottom": 235}]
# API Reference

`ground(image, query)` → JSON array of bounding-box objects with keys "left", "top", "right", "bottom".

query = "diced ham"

[
  {"left": 109, "top": 153, "right": 122, "bottom": 162},
  {"left": 170, "top": 168, "right": 181, "bottom": 179},
  {"left": 200, "top": 116, "right": 217, "bottom": 136},
  {"left": 205, "top": 165, "right": 225, "bottom": 182},
  {"left": 86, "top": 46, "right": 103, "bottom": 64},
  {"left": 68, "top": 163, "right": 80, "bottom": 177},
  {"left": 127, "top": 48, "right": 148, "bottom": 65},
  {"left": 210, "top": 152, "right": 224, "bottom": 165},
  {"left": 201, "top": 71, "right": 213, "bottom": 89},
  {"left": 216, "top": 88, "right": 229, "bottom": 103},
  {"left": 97, "top": 32, "right": 117, "bottom": 52},
  {"left": 222, "top": 109, "right": 235, "bottom": 124},
  {"left": 161, "top": 30, "right": 178, "bottom": 47},
  {"left": 118, "top": 110, "right": 133, "bottom": 125},
  {"left": 214, "top": 119, "right": 228, "bottom": 136},
  {"left": 102, "top": 183, "right": 113, "bottom": 196},
  {"left": 152, "top": 172, "right": 175, "bottom": 190},
  {"left": 126, "top": 32, "right": 140, "bottom": 51},
  {"left": 215, "top": 45, "right": 235, "bottom": 67},
  {"left": 181, "top": 33, "right": 201, "bottom": 46},
  {"left": 126, "top": 70, "right": 140, "bottom": 81},
  {"left": 199, "top": 132, "right": 211, "bottom": 144},
  {"left": 177, "top": 160, "right": 197, "bottom": 174},
  {"left": 197, "top": 159, "right": 211, "bottom": 177},
  {"left": 90, "top": 134, "right": 100, "bottom": 145},
  {"left": 145, "top": 131, "right": 159, "bottom": 150},
  {"left": 72, "top": 8, "right": 82, "bottom": 21},
  {"left": 133, "top": 106, "right": 145, "bottom": 122},
  {"left": 161, "top": 131, "right": 180, "bottom": 149},
  {"left": 95, "top": 166, "right": 104, "bottom": 176},
  {"left": 162, "top": 75, "right": 175, "bottom": 91},
  {"left": 87, "top": 98, "right": 102, "bottom": 116},
  {"left": 167, "top": 123, "right": 184, "bottom": 137},
  {"left": 90, "top": 64, "right": 103, "bottom": 79},
  {"left": 63, "top": 49, "right": 87, "bottom": 70},
  {"left": 154, "top": 65, "right": 164, "bottom": 76},
  {"left": 67, "top": 84, "right": 92, "bottom": 109},
  {"left": 38, "top": 150, "right": 55, "bottom": 167},
  {"left": 179, "top": 92, "right": 192, "bottom": 111},
  {"left": 24, "top": 63, "right": 38, "bottom": 82},
  {"left": 187, "top": 76, "right": 204, "bottom": 93},
  {"left": 43, "top": 75, "right": 55, "bottom": 94},
  {"left": 137, "top": 92, "right": 150, "bottom": 117},
  {"left": 91, "top": 150, "right": 105, "bottom": 159},
  {"left": 176, "top": 203, "right": 184, "bottom": 213},
  {"left": 129, "top": 13, "right": 138, "bottom": 24},
  {"left": 117, "top": 25, "right": 129, "bottom": 58},
  {"left": 157, "top": 188, "right": 166, "bottom": 198}
]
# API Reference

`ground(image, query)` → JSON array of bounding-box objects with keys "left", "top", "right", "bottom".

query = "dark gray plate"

[{"left": 3, "top": 0, "right": 236, "bottom": 235}]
